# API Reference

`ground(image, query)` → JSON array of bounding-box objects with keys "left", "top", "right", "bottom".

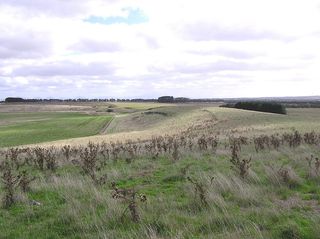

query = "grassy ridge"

[
  {"left": 1, "top": 145, "right": 320, "bottom": 238},
  {"left": 1, "top": 104, "right": 320, "bottom": 238},
  {"left": 0, "top": 112, "right": 112, "bottom": 147}
]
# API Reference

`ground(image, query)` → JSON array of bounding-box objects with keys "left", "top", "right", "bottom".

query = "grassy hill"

[{"left": 0, "top": 103, "right": 320, "bottom": 238}]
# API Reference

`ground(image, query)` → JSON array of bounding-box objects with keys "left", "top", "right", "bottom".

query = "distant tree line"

[
  {"left": 157, "top": 96, "right": 193, "bottom": 103},
  {"left": 281, "top": 102, "right": 320, "bottom": 108},
  {"left": 3, "top": 96, "right": 223, "bottom": 104},
  {"left": 3, "top": 97, "right": 157, "bottom": 103},
  {"left": 157, "top": 96, "right": 174, "bottom": 103},
  {"left": 157, "top": 96, "right": 222, "bottom": 103},
  {"left": 221, "top": 101, "right": 287, "bottom": 114},
  {"left": 2, "top": 97, "right": 318, "bottom": 109},
  {"left": 4, "top": 97, "right": 25, "bottom": 103}
]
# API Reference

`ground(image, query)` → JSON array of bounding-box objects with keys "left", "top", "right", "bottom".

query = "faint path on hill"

[{"left": 99, "top": 116, "right": 115, "bottom": 135}]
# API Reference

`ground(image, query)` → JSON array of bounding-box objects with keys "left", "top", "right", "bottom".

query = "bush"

[
  {"left": 5, "top": 97, "right": 25, "bottom": 103},
  {"left": 158, "top": 96, "right": 174, "bottom": 103}
]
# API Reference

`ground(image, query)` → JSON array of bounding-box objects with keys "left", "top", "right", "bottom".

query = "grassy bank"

[{"left": 0, "top": 112, "right": 112, "bottom": 147}]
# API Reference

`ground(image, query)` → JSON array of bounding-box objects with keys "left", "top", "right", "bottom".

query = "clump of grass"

[
  {"left": 305, "top": 155, "right": 320, "bottom": 178},
  {"left": 277, "top": 165, "right": 301, "bottom": 187},
  {"left": 277, "top": 223, "right": 301, "bottom": 239},
  {"left": 266, "top": 164, "right": 301, "bottom": 188},
  {"left": 180, "top": 163, "right": 192, "bottom": 177}
]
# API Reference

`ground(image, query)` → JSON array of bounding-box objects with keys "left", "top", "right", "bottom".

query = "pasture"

[
  {"left": 0, "top": 112, "right": 113, "bottom": 147},
  {"left": 0, "top": 102, "right": 320, "bottom": 238}
]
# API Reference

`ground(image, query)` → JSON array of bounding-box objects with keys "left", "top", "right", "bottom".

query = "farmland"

[
  {"left": 1, "top": 102, "right": 320, "bottom": 238},
  {"left": 0, "top": 112, "right": 113, "bottom": 148}
]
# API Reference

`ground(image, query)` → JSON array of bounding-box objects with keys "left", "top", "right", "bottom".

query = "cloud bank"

[{"left": 0, "top": 0, "right": 320, "bottom": 99}]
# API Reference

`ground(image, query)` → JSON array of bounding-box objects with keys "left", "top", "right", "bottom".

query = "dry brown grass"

[
  {"left": 0, "top": 103, "right": 93, "bottom": 113},
  {"left": 29, "top": 106, "right": 215, "bottom": 148}
]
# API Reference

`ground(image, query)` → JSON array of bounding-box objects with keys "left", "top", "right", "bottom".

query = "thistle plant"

[
  {"left": 79, "top": 142, "right": 107, "bottom": 185},
  {"left": 187, "top": 176, "right": 208, "bottom": 207},
  {"left": 111, "top": 182, "right": 147, "bottom": 223},
  {"left": 1, "top": 163, "right": 20, "bottom": 208},
  {"left": 18, "top": 170, "right": 36, "bottom": 193},
  {"left": 61, "top": 145, "right": 72, "bottom": 161}
]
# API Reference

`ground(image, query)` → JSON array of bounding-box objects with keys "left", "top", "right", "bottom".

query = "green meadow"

[{"left": 0, "top": 112, "right": 112, "bottom": 147}]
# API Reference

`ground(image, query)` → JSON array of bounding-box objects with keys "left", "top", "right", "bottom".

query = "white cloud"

[{"left": 0, "top": 0, "right": 320, "bottom": 99}]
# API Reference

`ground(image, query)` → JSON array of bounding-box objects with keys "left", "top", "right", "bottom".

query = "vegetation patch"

[
  {"left": 0, "top": 112, "right": 112, "bottom": 147},
  {"left": 1, "top": 104, "right": 320, "bottom": 238},
  {"left": 222, "top": 101, "right": 287, "bottom": 114},
  {"left": 143, "top": 111, "right": 168, "bottom": 116}
]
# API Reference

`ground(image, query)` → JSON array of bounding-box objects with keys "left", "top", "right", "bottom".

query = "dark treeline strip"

[
  {"left": 221, "top": 101, "right": 287, "bottom": 114},
  {"left": 283, "top": 102, "right": 320, "bottom": 108},
  {"left": 3, "top": 98, "right": 157, "bottom": 103}
]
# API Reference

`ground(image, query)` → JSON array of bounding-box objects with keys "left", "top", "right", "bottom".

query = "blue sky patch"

[{"left": 84, "top": 8, "right": 148, "bottom": 25}]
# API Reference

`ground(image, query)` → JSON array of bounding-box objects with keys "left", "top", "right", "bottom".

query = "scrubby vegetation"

[
  {"left": 0, "top": 103, "right": 320, "bottom": 238},
  {"left": 1, "top": 127, "right": 320, "bottom": 238}
]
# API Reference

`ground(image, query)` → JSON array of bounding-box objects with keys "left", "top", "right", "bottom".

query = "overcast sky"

[{"left": 0, "top": 0, "right": 320, "bottom": 99}]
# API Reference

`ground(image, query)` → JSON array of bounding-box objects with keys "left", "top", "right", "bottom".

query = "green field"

[
  {"left": 1, "top": 103, "right": 320, "bottom": 238},
  {"left": 0, "top": 112, "right": 112, "bottom": 147}
]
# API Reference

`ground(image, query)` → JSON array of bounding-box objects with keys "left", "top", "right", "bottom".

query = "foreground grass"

[
  {"left": 0, "top": 112, "right": 112, "bottom": 147},
  {"left": 1, "top": 144, "right": 320, "bottom": 238},
  {"left": 1, "top": 105, "right": 320, "bottom": 238}
]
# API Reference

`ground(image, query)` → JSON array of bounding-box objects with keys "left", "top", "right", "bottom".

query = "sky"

[{"left": 0, "top": 0, "right": 320, "bottom": 99}]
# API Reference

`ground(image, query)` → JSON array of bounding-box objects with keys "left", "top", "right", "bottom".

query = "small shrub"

[
  {"left": 61, "top": 145, "right": 72, "bottom": 161},
  {"left": 229, "top": 140, "right": 251, "bottom": 179},
  {"left": 1, "top": 163, "right": 20, "bottom": 208},
  {"left": 44, "top": 147, "right": 58, "bottom": 171},
  {"left": 78, "top": 142, "right": 107, "bottom": 185},
  {"left": 33, "top": 147, "right": 45, "bottom": 170},
  {"left": 111, "top": 182, "right": 147, "bottom": 223},
  {"left": 278, "top": 224, "right": 301, "bottom": 239},
  {"left": 172, "top": 141, "right": 179, "bottom": 161},
  {"left": 18, "top": 170, "right": 36, "bottom": 193},
  {"left": 5, "top": 148, "right": 24, "bottom": 170},
  {"left": 187, "top": 176, "right": 208, "bottom": 206},
  {"left": 277, "top": 165, "right": 301, "bottom": 188}
]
